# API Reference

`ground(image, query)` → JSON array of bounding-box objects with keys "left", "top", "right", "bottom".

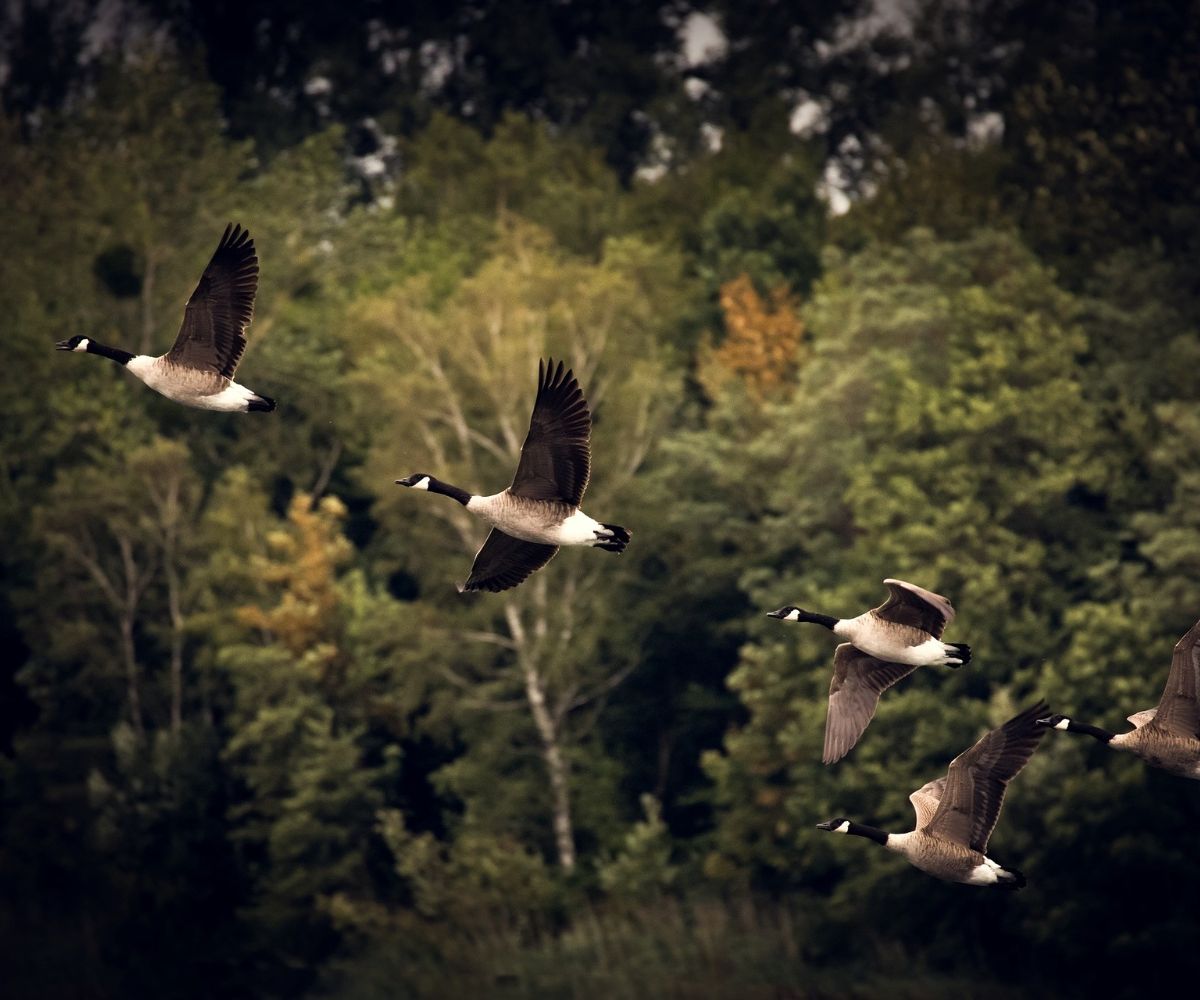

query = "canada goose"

[
  {"left": 56, "top": 224, "right": 274, "bottom": 412},
  {"left": 767, "top": 579, "right": 971, "bottom": 667},
  {"left": 816, "top": 701, "right": 1049, "bottom": 888},
  {"left": 395, "top": 358, "right": 630, "bottom": 593},
  {"left": 1038, "top": 617, "right": 1200, "bottom": 780},
  {"left": 767, "top": 579, "right": 972, "bottom": 763}
]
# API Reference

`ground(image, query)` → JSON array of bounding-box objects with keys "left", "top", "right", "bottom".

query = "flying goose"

[
  {"left": 57, "top": 224, "right": 275, "bottom": 412},
  {"left": 767, "top": 579, "right": 972, "bottom": 763},
  {"left": 395, "top": 358, "right": 630, "bottom": 593},
  {"left": 1038, "top": 616, "right": 1200, "bottom": 779},
  {"left": 816, "top": 701, "right": 1049, "bottom": 888}
]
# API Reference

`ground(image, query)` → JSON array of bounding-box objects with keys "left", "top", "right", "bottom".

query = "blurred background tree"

[{"left": 2, "top": 2, "right": 1199, "bottom": 997}]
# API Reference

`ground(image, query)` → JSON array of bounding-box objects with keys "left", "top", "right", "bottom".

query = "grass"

[{"left": 320, "top": 893, "right": 1033, "bottom": 999}]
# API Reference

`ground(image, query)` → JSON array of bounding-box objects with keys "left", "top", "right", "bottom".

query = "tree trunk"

[
  {"left": 164, "top": 556, "right": 184, "bottom": 735},
  {"left": 508, "top": 599, "right": 576, "bottom": 870},
  {"left": 119, "top": 612, "right": 144, "bottom": 738},
  {"left": 523, "top": 656, "right": 575, "bottom": 871},
  {"left": 116, "top": 535, "right": 145, "bottom": 737}
]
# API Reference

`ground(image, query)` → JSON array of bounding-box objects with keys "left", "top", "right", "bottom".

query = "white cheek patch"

[
  {"left": 1055, "top": 718, "right": 1071, "bottom": 731},
  {"left": 834, "top": 821, "right": 850, "bottom": 834},
  {"left": 412, "top": 476, "right": 431, "bottom": 490},
  {"left": 786, "top": 609, "right": 802, "bottom": 622},
  {"left": 75, "top": 338, "right": 91, "bottom": 352}
]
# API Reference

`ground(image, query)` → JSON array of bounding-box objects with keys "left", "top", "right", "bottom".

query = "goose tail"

[
  {"left": 946, "top": 642, "right": 972, "bottom": 666},
  {"left": 995, "top": 866, "right": 1026, "bottom": 890},
  {"left": 247, "top": 393, "right": 276, "bottom": 413},
  {"left": 594, "top": 523, "right": 630, "bottom": 553}
]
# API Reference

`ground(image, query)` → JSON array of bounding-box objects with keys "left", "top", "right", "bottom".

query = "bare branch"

[
  {"left": 568, "top": 660, "right": 639, "bottom": 715},
  {"left": 310, "top": 438, "right": 344, "bottom": 501},
  {"left": 459, "top": 697, "right": 528, "bottom": 713},
  {"left": 55, "top": 533, "right": 121, "bottom": 609},
  {"left": 504, "top": 600, "right": 527, "bottom": 650},
  {"left": 453, "top": 629, "right": 518, "bottom": 651}
]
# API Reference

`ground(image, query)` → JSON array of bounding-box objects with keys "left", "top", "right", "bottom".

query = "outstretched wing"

[
  {"left": 909, "top": 777, "right": 946, "bottom": 831},
  {"left": 509, "top": 359, "right": 592, "bottom": 506},
  {"left": 460, "top": 529, "right": 558, "bottom": 594},
  {"left": 167, "top": 223, "right": 259, "bottom": 378},
  {"left": 823, "top": 644, "right": 919, "bottom": 764},
  {"left": 1147, "top": 617, "right": 1200, "bottom": 739},
  {"left": 925, "top": 701, "right": 1049, "bottom": 852},
  {"left": 873, "top": 578, "right": 956, "bottom": 638},
  {"left": 1127, "top": 709, "right": 1157, "bottom": 729}
]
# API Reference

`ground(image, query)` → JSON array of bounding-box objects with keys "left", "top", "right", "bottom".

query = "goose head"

[
  {"left": 815, "top": 818, "right": 853, "bottom": 834},
  {"left": 1036, "top": 713, "right": 1070, "bottom": 731},
  {"left": 56, "top": 335, "right": 91, "bottom": 352},
  {"left": 766, "top": 606, "right": 803, "bottom": 622},
  {"left": 395, "top": 474, "right": 433, "bottom": 490}
]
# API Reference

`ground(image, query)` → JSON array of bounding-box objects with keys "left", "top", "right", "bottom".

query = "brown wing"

[
  {"left": 873, "top": 578, "right": 956, "bottom": 638},
  {"left": 509, "top": 359, "right": 592, "bottom": 506},
  {"left": 167, "top": 223, "right": 259, "bottom": 378},
  {"left": 1147, "top": 617, "right": 1200, "bottom": 739},
  {"left": 909, "top": 777, "right": 946, "bottom": 831},
  {"left": 925, "top": 701, "right": 1049, "bottom": 852},
  {"left": 1126, "top": 709, "right": 1157, "bottom": 729},
  {"left": 823, "top": 644, "right": 919, "bottom": 764},
  {"left": 459, "top": 529, "right": 558, "bottom": 593}
]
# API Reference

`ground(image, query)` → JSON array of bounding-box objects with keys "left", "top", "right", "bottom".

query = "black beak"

[
  {"left": 815, "top": 820, "right": 839, "bottom": 832},
  {"left": 395, "top": 476, "right": 415, "bottom": 487},
  {"left": 55, "top": 339, "right": 74, "bottom": 351},
  {"left": 765, "top": 608, "right": 789, "bottom": 619},
  {"left": 1035, "top": 717, "right": 1054, "bottom": 728}
]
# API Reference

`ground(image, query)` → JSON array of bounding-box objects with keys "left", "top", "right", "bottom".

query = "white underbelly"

[
  {"left": 835, "top": 618, "right": 945, "bottom": 665},
  {"left": 965, "top": 857, "right": 1004, "bottom": 885},
  {"left": 183, "top": 381, "right": 258, "bottom": 411},
  {"left": 127, "top": 357, "right": 252, "bottom": 411},
  {"left": 548, "top": 509, "right": 604, "bottom": 545},
  {"left": 467, "top": 498, "right": 601, "bottom": 547}
]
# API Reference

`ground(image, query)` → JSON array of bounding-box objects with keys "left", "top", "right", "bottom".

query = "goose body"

[
  {"left": 1039, "top": 617, "right": 1200, "bottom": 779},
  {"left": 817, "top": 701, "right": 1049, "bottom": 888},
  {"left": 463, "top": 494, "right": 609, "bottom": 547},
  {"left": 768, "top": 578, "right": 969, "bottom": 666},
  {"left": 396, "top": 359, "right": 630, "bottom": 593},
  {"left": 767, "top": 579, "right": 972, "bottom": 763},
  {"left": 57, "top": 224, "right": 274, "bottom": 413}
]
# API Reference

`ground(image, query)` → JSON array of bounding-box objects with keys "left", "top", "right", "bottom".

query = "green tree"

[
  {"left": 220, "top": 492, "right": 417, "bottom": 983},
  {"left": 696, "top": 228, "right": 1114, "bottom": 962},
  {"left": 350, "top": 222, "right": 686, "bottom": 871}
]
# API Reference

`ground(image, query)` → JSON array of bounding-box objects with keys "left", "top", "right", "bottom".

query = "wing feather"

[
  {"left": 167, "top": 223, "right": 259, "bottom": 378},
  {"left": 823, "top": 645, "right": 919, "bottom": 764},
  {"left": 460, "top": 529, "right": 558, "bottom": 594},
  {"left": 909, "top": 777, "right": 946, "bottom": 830},
  {"left": 1127, "top": 709, "right": 1157, "bottom": 729},
  {"left": 925, "top": 701, "right": 1048, "bottom": 852},
  {"left": 509, "top": 359, "right": 592, "bottom": 506},
  {"left": 1147, "top": 617, "right": 1200, "bottom": 739},
  {"left": 874, "top": 578, "right": 956, "bottom": 638}
]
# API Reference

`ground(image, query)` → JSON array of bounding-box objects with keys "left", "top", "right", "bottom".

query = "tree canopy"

[{"left": 3, "top": 3, "right": 1199, "bottom": 997}]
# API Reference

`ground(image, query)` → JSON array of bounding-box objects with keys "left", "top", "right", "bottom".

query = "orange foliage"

[
  {"left": 700, "top": 274, "right": 805, "bottom": 399},
  {"left": 237, "top": 493, "right": 353, "bottom": 657}
]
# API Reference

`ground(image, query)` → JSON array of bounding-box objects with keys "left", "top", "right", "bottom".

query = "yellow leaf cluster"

[
  {"left": 237, "top": 493, "right": 352, "bottom": 657},
  {"left": 699, "top": 274, "right": 806, "bottom": 399}
]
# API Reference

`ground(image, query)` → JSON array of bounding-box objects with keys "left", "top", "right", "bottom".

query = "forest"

[{"left": 2, "top": 1, "right": 1199, "bottom": 997}]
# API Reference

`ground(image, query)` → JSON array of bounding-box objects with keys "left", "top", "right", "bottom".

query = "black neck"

[
  {"left": 427, "top": 477, "right": 473, "bottom": 507},
  {"left": 1065, "top": 719, "right": 1116, "bottom": 744},
  {"left": 87, "top": 340, "right": 134, "bottom": 366},
  {"left": 799, "top": 612, "right": 839, "bottom": 630},
  {"left": 846, "top": 822, "right": 890, "bottom": 846}
]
